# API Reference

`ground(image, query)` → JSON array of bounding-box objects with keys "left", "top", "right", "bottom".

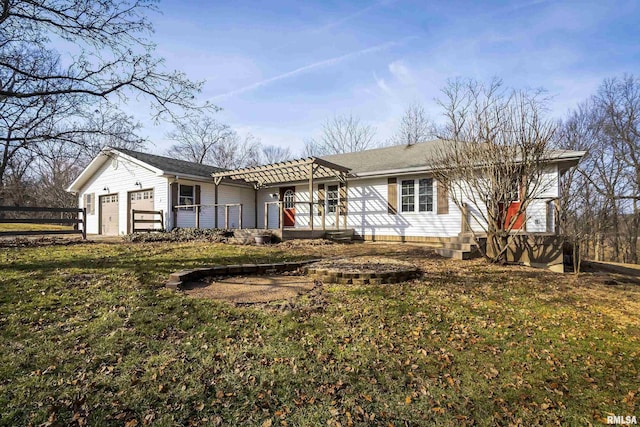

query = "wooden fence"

[
  {"left": 0, "top": 206, "right": 86, "bottom": 239},
  {"left": 131, "top": 209, "right": 164, "bottom": 233}
]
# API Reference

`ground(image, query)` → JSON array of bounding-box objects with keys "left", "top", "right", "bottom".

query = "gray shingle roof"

[
  {"left": 320, "top": 140, "right": 449, "bottom": 175},
  {"left": 116, "top": 148, "right": 227, "bottom": 178},
  {"left": 321, "top": 140, "right": 586, "bottom": 176}
]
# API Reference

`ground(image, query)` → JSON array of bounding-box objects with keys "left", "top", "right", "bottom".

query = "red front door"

[
  {"left": 500, "top": 202, "right": 525, "bottom": 230},
  {"left": 281, "top": 187, "right": 295, "bottom": 227}
]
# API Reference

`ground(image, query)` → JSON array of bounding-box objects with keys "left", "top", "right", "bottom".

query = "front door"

[
  {"left": 504, "top": 202, "right": 525, "bottom": 230},
  {"left": 281, "top": 187, "right": 295, "bottom": 227}
]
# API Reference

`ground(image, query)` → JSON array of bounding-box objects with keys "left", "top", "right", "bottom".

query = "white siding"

[
  {"left": 256, "top": 176, "right": 464, "bottom": 238},
  {"left": 524, "top": 165, "right": 559, "bottom": 232},
  {"left": 257, "top": 188, "right": 281, "bottom": 229},
  {"left": 173, "top": 181, "right": 256, "bottom": 229},
  {"left": 78, "top": 156, "right": 168, "bottom": 235},
  {"left": 217, "top": 184, "right": 256, "bottom": 229},
  {"left": 345, "top": 176, "right": 462, "bottom": 238}
]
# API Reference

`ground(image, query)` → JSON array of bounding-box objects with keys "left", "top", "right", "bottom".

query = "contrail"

[{"left": 212, "top": 36, "right": 415, "bottom": 100}]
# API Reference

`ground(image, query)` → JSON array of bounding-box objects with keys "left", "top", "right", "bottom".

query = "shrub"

[{"left": 123, "top": 228, "right": 231, "bottom": 243}]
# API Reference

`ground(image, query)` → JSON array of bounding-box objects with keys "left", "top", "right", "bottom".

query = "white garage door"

[
  {"left": 130, "top": 189, "right": 156, "bottom": 231},
  {"left": 100, "top": 194, "right": 119, "bottom": 235}
]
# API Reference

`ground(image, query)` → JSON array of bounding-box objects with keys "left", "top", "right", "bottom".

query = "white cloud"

[
  {"left": 374, "top": 72, "right": 393, "bottom": 95},
  {"left": 388, "top": 61, "right": 413, "bottom": 85},
  {"left": 211, "top": 37, "right": 415, "bottom": 100}
]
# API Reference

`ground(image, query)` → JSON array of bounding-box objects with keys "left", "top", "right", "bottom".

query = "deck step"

[
  {"left": 325, "top": 229, "right": 354, "bottom": 243},
  {"left": 435, "top": 235, "right": 486, "bottom": 260},
  {"left": 441, "top": 242, "right": 476, "bottom": 251},
  {"left": 435, "top": 247, "right": 473, "bottom": 260}
]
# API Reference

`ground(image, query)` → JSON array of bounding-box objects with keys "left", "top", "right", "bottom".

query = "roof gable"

[
  {"left": 116, "top": 148, "right": 227, "bottom": 178},
  {"left": 66, "top": 147, "right": 227, "bottom": 192}
]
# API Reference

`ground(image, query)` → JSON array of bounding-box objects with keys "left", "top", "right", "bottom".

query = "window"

[
  {"left": 418, "top": 178, "right": 433, "bottom": 212},
  {"left": 179, "top": 185, "right": 194, "bottom": 210},
  {"left": 283, "top": 189, "right": 295, "bottom": 209},
  {"left": 131, "top": 190, "right": 153, "bottom": 201},
  {"left": 84, "top": 193, "right": 94, "bottom": 215},
  {"left": 327, "top": 185, "right": 339, "bottom": 214},
  {"left": 401, "top": 178, "right": 433, "bottom": 213},
  {"left": 401, "top": 180, "right": 415, "bottom": 212}
]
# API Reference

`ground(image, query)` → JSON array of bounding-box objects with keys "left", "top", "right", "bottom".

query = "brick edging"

[
  {"left": 302, "top": 266, "right": 421, "bottom": 285},
  {"left": 166, "top": 259, "right": 322, "bottom": 291}
]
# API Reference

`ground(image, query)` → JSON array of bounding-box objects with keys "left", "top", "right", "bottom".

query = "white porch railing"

[
  {"left": 173, "top": 203, "right": 243, "bottom": 229},
  {"left": 264, "top": 200, "right": 346, "bottom": 230}
]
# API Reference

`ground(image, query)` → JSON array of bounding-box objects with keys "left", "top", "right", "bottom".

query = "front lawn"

[{"left": 0, "top": 241, "right": 638, "bottom": 426}]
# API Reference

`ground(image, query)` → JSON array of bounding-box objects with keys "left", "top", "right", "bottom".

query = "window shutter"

[
  {"left": 170, "top": 182, "right": 179, "bottom": 213},
  {"left": 194, "top": 185, "right": 201, "bottom": 205},
  {"left": 84, "top": 193, "right": 94, "bottom": 215},
  {"left": 317, "top": 184, "right": 325, "bottom": 217},
  {"left": 437, "top": 181, "right": 449, "bottom": 215},
  {"left": 387, "top": 177, "right": 397, "bottom": 215},
  {"left": 339, "top": 183, "right": 347, "bottom": 216}
]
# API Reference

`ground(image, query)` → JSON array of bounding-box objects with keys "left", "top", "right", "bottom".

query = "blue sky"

[{"left": 139, "top": 0, "right": 639, "bottom": 155}]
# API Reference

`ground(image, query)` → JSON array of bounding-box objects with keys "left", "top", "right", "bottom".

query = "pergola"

[{"left": 211, "top": 157, "right": 351, "bottom": 231}]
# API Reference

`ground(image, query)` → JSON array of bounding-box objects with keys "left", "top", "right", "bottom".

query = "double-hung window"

[
  {"left": 401, "top": 178, "right": 433, "bottom": 212},
  {"left": 401, "top": 180, "right": 415, "bottom": 212},
  {"left": 179, "top": 185, "right": 194, "bottom": 210},
  {"left": 418, "top": 178, "right": 433, "bottom": 211},
  {"left": 327, "top": 185, "right": 339, "bottom": 214}
]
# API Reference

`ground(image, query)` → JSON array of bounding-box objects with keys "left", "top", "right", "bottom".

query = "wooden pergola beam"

[{"left": 211, "top": 157, "right": 351, "bottom": 187}]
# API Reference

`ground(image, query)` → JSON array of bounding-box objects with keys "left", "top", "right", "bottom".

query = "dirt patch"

[{"left": 184, "top": 274, "right": 317, "bottom": 303}]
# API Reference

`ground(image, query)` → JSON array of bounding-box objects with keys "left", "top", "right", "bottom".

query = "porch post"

[
  {"left": 254, "top": 189, "right": 258, "bottom": 228},
  {"left": 264, "top": 202, "right": 268, "bottom": 230},
  {"left": 225, "top": 205, "right": 229, "bottom": 229},
  {"left": 309, "top": 162, "right": 314, "bottom": 232},
  {"left": 239, "top": 204, "right": 243, "bottom": 229},
  {"left": 214, "top": 182, "right": 219, "bottom": 228},
  {"left": 342, "top": 178, "right": 348, "bottom": 230}
]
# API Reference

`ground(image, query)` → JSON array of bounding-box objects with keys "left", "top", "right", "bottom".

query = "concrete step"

[
  {"left": 328, "top": 236, "right": 353, "bottom": 244},
  {"left": 435, "top": 248, "right": 472, "bottom": 260},
  {"left": 441, "top": 241, "right": 477, "bottom": 251},
  {"left": 325, "top": 229, "right": 354, "bottom": 238}
]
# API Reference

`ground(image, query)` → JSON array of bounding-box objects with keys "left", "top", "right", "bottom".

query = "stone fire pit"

[{"left": 303, "top": 256, "right": 420, "bottom": 285}]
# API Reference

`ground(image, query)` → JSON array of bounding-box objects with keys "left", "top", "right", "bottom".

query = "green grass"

[
  {"left": 0, "top": 223, "right": 73, "bottom": 231},
  {"left": 0, "top": 241, "right": 638, "bottom": 426}
]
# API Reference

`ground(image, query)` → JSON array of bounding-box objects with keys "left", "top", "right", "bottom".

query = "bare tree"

[
  {"left": 0, "top": 0, "right": 207, "bottom": 210},
  {"left": 0, "top": 0, "right": 205, "bottom": 117},
  {"left": 304, "top": 114, "right": 377, "bottom": 156},
  {"left": 166, "top": 115, "right": 262, "bottom": 169},
  {"left": 432, "top": 78, "right": 558, "bottom": 263},
  {"left": 213, "top": 133, "right": 262, "bottom": 169},
  {"left": 262, "top": 145, "right": 293, "bottom": 164},
  {"left": 0, "top": 99, "right": 143, "bottom": 208},
  {"left": 560, "top": 75, "right": 640, "bottom": 264},
  {"left": 166, "top": 115, "right": 234, "bottom": 164},
  {"left": 392, "top": 102, "right": 432, "bottom": 146}
]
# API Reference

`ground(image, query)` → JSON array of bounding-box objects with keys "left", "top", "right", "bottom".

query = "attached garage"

[{"left": 100, "top": 194, "right": 119, "bottom": 235}]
